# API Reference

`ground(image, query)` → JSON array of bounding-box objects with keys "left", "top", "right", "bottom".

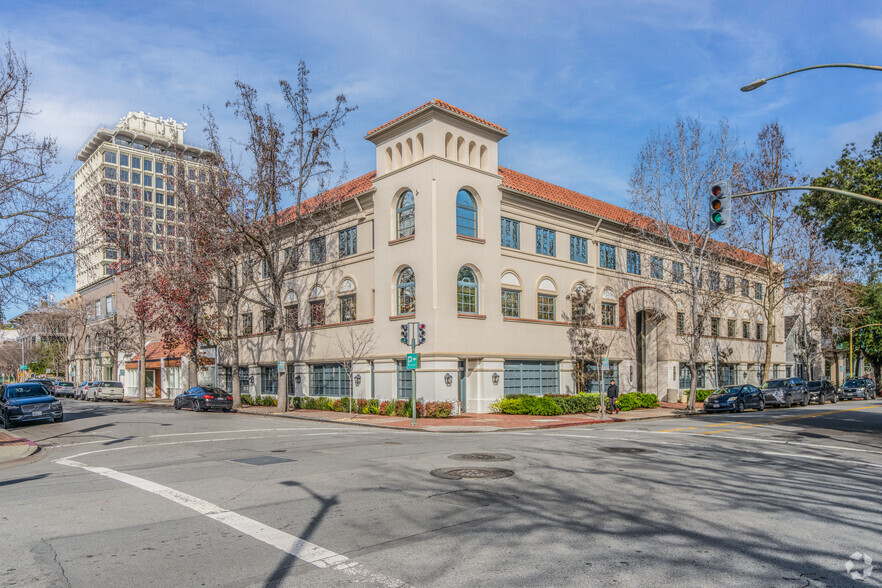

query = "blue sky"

[{"left": 5, "top": 0, "right": 882, "bottom": 303}]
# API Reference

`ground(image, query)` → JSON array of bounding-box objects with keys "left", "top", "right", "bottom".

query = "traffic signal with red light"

[
  {"left": 709, "top": 180, "right": 732, "bottom": 232},
  {"left": 417, "top": 323, "right": 426, "bottom": 345}
]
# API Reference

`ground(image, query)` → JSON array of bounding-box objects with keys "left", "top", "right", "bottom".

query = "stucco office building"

[{"left": 227, "top": 100, "right": 783, "bottom": 413}]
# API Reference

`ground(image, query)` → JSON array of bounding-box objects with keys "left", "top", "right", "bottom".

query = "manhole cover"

[
  {"left": 430, "top": 467, "right": 514, "bottom": 480},
  {"left": 601, "top": 447, "right": 656, "bottom": 454},
  {"left": 448, "top": 453, "right": 515, "bottom": 462},
  {"left": 232, "top": 456, "right": 297, "bottom": 466}
]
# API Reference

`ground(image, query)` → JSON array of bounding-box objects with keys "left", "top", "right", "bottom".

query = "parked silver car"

[
  {"left": 760, "top": 377, "right": 809, "bottom": 408},
  {"left": 839, "top": 378, "right": 877, "bottom": 400},
  {"left": 74, "top": 381, "right": 92, "bottom": 400},
  {"left": 85, "top": 381, "right": 125, "bottom": 402}
]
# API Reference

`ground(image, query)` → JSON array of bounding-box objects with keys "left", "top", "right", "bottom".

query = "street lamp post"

[
  {"left": 741, "top": 63, "right": 882, "bottom": 92},
  {"left": 849, "top": 323, "right": 882, "bottom": 379}
]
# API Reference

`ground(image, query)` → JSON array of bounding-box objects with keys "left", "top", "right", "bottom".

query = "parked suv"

[
  {"left": 806, "top": 380, "right": 837, "bottom": 405},
  {"left": 760, "top": 377, "right": 809, "bottom": 408},
  {"left": 839, "top": 378, "right": 877, "bottom": 400},
  {"left": 86, "top": 381, "right": 125, "bottom": 402},
  {"left": 53, "top": 381, "right": 76, "bottom": 398},
  {"left": 74, "top": 381, "right": 92, "bottom": 400}
]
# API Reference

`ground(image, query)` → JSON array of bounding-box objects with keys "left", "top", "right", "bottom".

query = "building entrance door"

[
  {"left": 145, "top": 370, "right": 157, "bottom": 398},
  {"left": 636, "top": 310, "right": 661, "bottom": 395},
  {"left": 458, "top": 360, "right": 467, "bottom": 411}
]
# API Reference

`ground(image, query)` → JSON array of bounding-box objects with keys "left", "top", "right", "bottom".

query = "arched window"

[
  {"left": 537, "top": 278, "right": 557, "bottom": 321},
  {"left": 601, "top": 289, "right": 617, "bottom": 327},
  {"left": 501, "top": 271, "right": 521, "bottom": 318},
  {"left": 284, "top": 291, "right": 299, "bottom": 329},
  {"left": 570, "top": 282, "right": 589, "bottom": 319},
  {"left": 457, "top": 266, "right": 478, "bottom": 314},
  {"left": 309, "top": 286, "right": 325, "bottom": 327},
  {"left": 339, "top": 278, "right": 356, "bottom": 322},
  {"left": 396, "top": 191, "right": 415, "bottom": 239},
  {"left": 397, "top": 267, "right": 415, "bottom": 315},
  {"left": 85, "top": 335, "right": 91, "bottom": 354},
  {"left": 456, "top": 189, "right": 477, "bottom": 237}
]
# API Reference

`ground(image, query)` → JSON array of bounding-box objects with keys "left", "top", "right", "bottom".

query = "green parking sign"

[
  {"left": 406, "top": 353, "right": 419, "bottom": 370},
  {"left": 20, "top": 364, "right": 27, "bottom": 371}
]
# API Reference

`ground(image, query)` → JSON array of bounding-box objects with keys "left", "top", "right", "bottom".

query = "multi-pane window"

[
  {"left": 500, "top": 218, "right": 520, "bottom": 249},
  {"left": 727, "top": 319, "right": 736, "bottom": 338},
  {"left": 754, "top": 282, "right": 763, "bottom": 301},
  {"left": 241, "top": 313, "right": 253, "bottom": 335},
  {"left": 742, "top": 321, "right": 750, "bottom": 339},
  {"left": 756, "top": 323, "right": 764, "bottom": 340},
  {"left": 570, "top": 235, "right": 588, "bottom": 263},
  {"left": 537, "top": 294, "right": 556, "bottom": 321},
  {"left": 741, "top": 278, "right": 750, "bottom": 297},
  {"left": 120, "top": 154, "right": 128, "bottom": 167},
  {"left": 285, "top": 304, "right": 299, "bottom": 329},
  {"left": 339, "top": 295, "right": 356, "bottom": 322},
  {"left": 397, "top": 267, "right": 415, "bottom": 314},
  {"left": 310, "top": 237, "right": 326, "bottom": 264},
  {"left": 120, "top": 169, "right": 129, "bottom": 182},
  {"left": 396, "top": 360, "right": 413, "bottom": 399},
  {"left": 709, "top": 271, "right": 720, "bottom": 291},
  {"left": 167, "top": 194, "right": 175, "bottom": 206},
  {"left": 677, "top": 312, "right": 685, "bottom": 335},
  {"left": 501, "top": 289, "right": 520, "bottom": 318},
  {"left": 504, "top": 360, "right": 559, "bottom": 396},
  {"left": 104, "top": 167, "right": 117, "bottom": 180},
  {"left": 238, "top": 367, "right": 251, "bottom": 395},
  {"left": 672, "top": 261, "right": 684, "bottom": 283},
  {"left": 601, "top": 302, "right": 617, "bottom": 326},
  {"left": 626, "top": 250, "right": 641, "bottom": 274},
  {"left": 396, "top": 191, "right": 415, "bottom": 238},
  {"left": 260, "top": 366, "right": 278, "bottom": 396},
  {"left": 650, "top": 257, "right": 664, "bottom": 279},
  {"left": 339, "top": 227, "right": 357, "bottom": 257},
  {"left": 155, "top": 208, "right": 164, "bottom": 220},
  {"left": 456, "top": 189, "right": 477, "bottom": 237},
  {"left": 457, "top": 266, "right": 478, "bottom": 314},
  {"left": 536, "top": 227, "right": 556, "bottom": 257},
  {"left": 679, "top": 363, "right": 706, "bottom": 389},
  {"left": 156, "top": 177, "right": 164, "bottom": 190},
  {"left": 144, "top": 160, "right": 152, "bottom": 172},
  {"left": 310, "top": 300, "right": 325, "bottom": 326},
  {"left": 599, "top": 243, "right": 616, "bottom": 269},
  {"left": 132, "top": 156, "right": 141, "bottom": 169},
  {"left": 711, "top": 317, "right": 720, "bottom": 337},
  {"left": 261, "top": 260, "right": 270, "bottom": 279},
  {"left": 104, "top": 151, "right": 116, "bottom": 164},
  {"left": 155, "top": 162, "right": 163, "bottom": 174},
  {"left": 725, "top": 275, "right": 735, "bottom": 294},
  {"left": 262, "top": 309, "right": 274, "bottom": 332},
  {"left": 310, "top": 364, "right": 350, "bottom": 397},
  {"left": 144, "top": 175, "right": 152, "bottom": 187}
]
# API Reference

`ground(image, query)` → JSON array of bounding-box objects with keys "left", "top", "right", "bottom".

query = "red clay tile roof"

[
  {"left": 130, "top": 341, "right": 188, "bottom": 362},
  {"left": 366, "top": 99, "right": 508, "bottom": 137},
  {"left": 498, "top": 166, "right": 768, "bottom": 267},
  {"left": 274, "top": 171, "right": 376, "bottom": 225}
]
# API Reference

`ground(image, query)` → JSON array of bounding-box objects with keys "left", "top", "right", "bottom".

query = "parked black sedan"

[
  {"left": 1, "top": 382, "right": 63, "bottom": 428},
  {"left": 806, "top": 380, "right": 838, "bottom": 405},
  {"left": 174, "top": 387, "right": 233, "bottom": 412},
  {"left": 703, "top": 384, "right": 765, "bottom": 413}
]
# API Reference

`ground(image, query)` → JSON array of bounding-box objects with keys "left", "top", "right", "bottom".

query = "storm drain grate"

[
  {"left": 430, "top": 467, "right": 514, "bottom": 480},
  {"left": 232, "top": 456, "right": 297, "bottom": 466},
  {"left": 601, "top": 447, "right": 656, "bottom": 454},
  {"left": 448, "top": 453, "right": 515, "bottom": 462}
]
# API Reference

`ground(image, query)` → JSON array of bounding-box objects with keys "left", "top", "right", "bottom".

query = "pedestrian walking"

[{"left": 606, "top": 379, "right": 620, "bottom": 414}]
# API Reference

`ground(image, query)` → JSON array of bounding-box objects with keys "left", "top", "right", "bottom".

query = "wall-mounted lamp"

[
  {"left": 295, "top": 375, "right": 302, "bottom": 385},
  {"left": 444, "top": 373, "right": 453, "bottom": 387},
  {"left": 354, "top": 374, "right": 361, "bottom": 386},
  {"left": 491, "top": 373, "right": 500, "bottom": 385}
]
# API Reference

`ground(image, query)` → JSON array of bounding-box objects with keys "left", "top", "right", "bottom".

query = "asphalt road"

[{"left": 1, "top": 398, "right": 881, "bottom": 587}]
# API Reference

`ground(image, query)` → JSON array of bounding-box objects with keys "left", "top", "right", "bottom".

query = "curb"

[{"left": 0, "top": 429, "right": 40, "bottom": 465}]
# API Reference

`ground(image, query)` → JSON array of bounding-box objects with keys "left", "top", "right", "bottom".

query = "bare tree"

[
  {"left": 0, "top": 41, "right": 73, "bottom": 322},
  {"left": 628, "top": 116, "right": 740, "bottom": 410},
  {"left": 335, "top": 323, "right": 376, "bottom": 418},
  {"left": 202, "top": 63, "right": 355, "bottom": 411},
  {"left": 0, "top": 340, "right": 20, "bottom": 381},
  {"left": 564, "top": 285, "right": 610, "bottom": 417},
  {"left": 90, "top": 308, "right": 136, "bottom": 381}
]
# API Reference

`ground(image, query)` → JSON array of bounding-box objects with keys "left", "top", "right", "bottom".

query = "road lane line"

[
  {"left": 54, "top": 457, "right": 408, "bottom": 587},
  {"left": 148, "top": 427, "right": 335, "bottom": 438},
  {"left": 758, "top": 451, "right": 882, "bottom": 469}
]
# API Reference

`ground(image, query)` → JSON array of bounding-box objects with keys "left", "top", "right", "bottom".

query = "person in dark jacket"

[{"left": 607, "top": 380, "right": 619, "bottom": 414}]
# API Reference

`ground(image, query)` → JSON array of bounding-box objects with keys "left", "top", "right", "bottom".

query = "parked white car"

[{"left": 87, "top": 381, "right": 125, "bottom": 402}]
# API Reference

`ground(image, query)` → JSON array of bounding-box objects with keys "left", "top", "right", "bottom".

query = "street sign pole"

[{"left": 411, "top": 323, "right": 417, "bottom": 427}]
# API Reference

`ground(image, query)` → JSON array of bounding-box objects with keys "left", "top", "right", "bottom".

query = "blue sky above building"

[{"left": 5, "top": 0, "right": 882, "bottom": 303}]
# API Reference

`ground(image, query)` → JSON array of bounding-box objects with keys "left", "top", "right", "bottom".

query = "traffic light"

[
  {"left": 400, "top": 324, "right": 410, "bottom": 345},
  {"left": 417, "top": 323, "right": 426, "bottom": 345},
  {"left": 709, "top": 180, "right": 732, "bottom": 232}
]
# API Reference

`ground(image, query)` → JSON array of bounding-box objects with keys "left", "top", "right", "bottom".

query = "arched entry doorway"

[{"left": 636, "top": 309, "right": 664, "bottom": 395}]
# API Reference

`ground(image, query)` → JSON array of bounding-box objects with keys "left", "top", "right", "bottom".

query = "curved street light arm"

[
  {"left": 732, "top": 185, "right": 882, "bottom": 207},
  {"left": 741, "top": 63, "right": 882, "bottom": 92}
]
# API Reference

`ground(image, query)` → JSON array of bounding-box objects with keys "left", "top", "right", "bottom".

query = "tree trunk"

[
  {"left": 231, "top": 321, "right": 241, "bottom": 409},
  {"left": 138, "top": 329, "right": 146, "bottom": 401},
  {"left": 687, "top": 358, "right": 698, "bottom": 412},
  {"left": 597, "top": 359, "right": 606, "bottom": 419},
  {"left": 276, "top": 328, "right": 288, "bottom": 412}
]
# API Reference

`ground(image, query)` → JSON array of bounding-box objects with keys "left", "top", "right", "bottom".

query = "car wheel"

[
  {"left": 54, "top": 414, "right": 63, "bottom": 423},
  {"left": 785, "top": 395, "right": 792, "bottom": 408},
  {"left": 174, "top": 400, "right": 181, "bottom": 410},
  {"left": 758, "top": 398, "right": 765, "bottom": 411},
  {"left": 222, "top": 408, "right": 231, "bottom": 413},
  {"left": 192, "top": 400, "right": 201, "bottom": 412},
  {"left": 818, "top": 394, "right": 825, "bottom": 405},
  {"left": 736, "top": 401, "right": 744, "bottom": 413},
  {"left": 1, "top": 410, "right": 9, "bottom": 429},
  {"left": 832, "top": 393, "right": 838, "bottom": 403},
  {"left": 802, "top": 393, "right": 809, "bottom": 406}
]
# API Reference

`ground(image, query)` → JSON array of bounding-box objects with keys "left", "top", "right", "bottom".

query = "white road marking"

[
  {"left": 759, "top": 451, "right": 882, "bottom": 469},
  {"left": 148, "top": 427, "right": 334, "bottom": 438},
  {"left": 54, "top": 457, "right": 408, "bottom": 587}
]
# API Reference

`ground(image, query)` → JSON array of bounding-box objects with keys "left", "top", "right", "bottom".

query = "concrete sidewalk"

[
  {"left": 0, "top": 429, "right": 39, "bottom": 465},
  {"left": 133, "top": 398, "right": 705, "bottom": 432}
]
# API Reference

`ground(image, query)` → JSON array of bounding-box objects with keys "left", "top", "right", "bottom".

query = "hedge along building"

[{"left": 226, "top": 100, "right": 783, "bottom": 413}]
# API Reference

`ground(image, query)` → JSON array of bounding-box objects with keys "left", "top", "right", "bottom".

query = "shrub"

[
  {"left": 615, "top": 392, "right": 659, "bottom": 412},
  {"left": 494, "top": 396, "right": 562, "bottom": 416},
  {"left": 546, "top": 393, "right": 601, "bottom": 414},
  {"left": 240, "top": 394, "right": 253, "bottom": 406},
  {"left": 423, "top": 401, "right": 453, "bottom": 418},
  {"left": 695, "top": 389, "right": 715, "bottom": 403}
]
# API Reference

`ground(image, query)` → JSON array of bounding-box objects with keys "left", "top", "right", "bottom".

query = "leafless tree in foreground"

[
  {"left": 335, "top": 323, "right": 376, "bottom": 417},
  {"left": 0, "top": 41, "right": 73, "bottom": 322},
  {"left": 202, "top": 62, "right": 356, "bottom": 411},
  {"left": 629, "top": 116, "right": 740, "bottom": 411},
  {"left": 564, "top": 285, "right": 610, "bottom": 417}
]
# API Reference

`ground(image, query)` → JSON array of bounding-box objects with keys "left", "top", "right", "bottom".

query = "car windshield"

[
  {"left": 5, "top": 385, "right": 49, "bottom": 399},
  {"left": 806, "top": 382, "right": 821, "bottom": 389},
  {"left": 761, "top": 380, "right": 787, "bottom": 389},
  {"left": 844, "top": 379, "right": 863, "bottom": 387}
]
